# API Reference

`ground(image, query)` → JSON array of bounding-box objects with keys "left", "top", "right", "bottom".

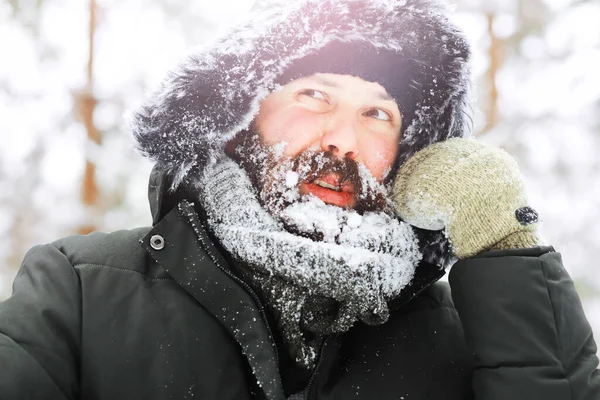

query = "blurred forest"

[{"left": 1, "top": 0, "right": 599, "bottom": 338}]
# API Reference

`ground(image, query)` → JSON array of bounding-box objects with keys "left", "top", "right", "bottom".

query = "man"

[{"left": 1, "top": 1, "right": 598, "bottom": 399}]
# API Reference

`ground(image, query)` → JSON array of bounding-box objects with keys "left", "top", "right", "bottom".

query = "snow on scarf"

[{"left": 196, "top": 156, "right": 422, "bottom": 368}]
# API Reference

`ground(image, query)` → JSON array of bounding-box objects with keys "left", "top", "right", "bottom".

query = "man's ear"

[
  {"left": 224, "top": 129, "right": 252, "bottom": 162},
  {"left": 225, "top": 122, "right": 260, "bottom": 162},
  {"left": 225, "top": 136, "right": 241, "bottom": 161}
]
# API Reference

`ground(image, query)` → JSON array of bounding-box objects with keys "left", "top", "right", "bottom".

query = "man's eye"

[
  {"left": 365, "top": 108, "right": 392, "bottom": 121},
  {"left": 298, "top": 89, "right": 328, "bottom": 101}
]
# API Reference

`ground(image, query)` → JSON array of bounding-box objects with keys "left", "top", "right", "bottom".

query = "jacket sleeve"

[
  {"left": 0, "top": 244, "right": 81, "bottom": 399},
  {"left": 449, "top": 246, "right": 600, "bottom": 400}
]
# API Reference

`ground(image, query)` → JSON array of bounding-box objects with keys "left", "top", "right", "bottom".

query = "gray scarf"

[{"left": 195, "top": 157, "right": 422, "bottom": 369}]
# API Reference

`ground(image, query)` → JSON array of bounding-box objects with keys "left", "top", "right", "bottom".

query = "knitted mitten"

[{"left": 392, "top": 138, "right": 542, "bottom": 259}]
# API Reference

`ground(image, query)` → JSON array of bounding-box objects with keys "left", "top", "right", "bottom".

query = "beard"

[{"left": 227, "top": 127, "right": 395, "bottom": 242}]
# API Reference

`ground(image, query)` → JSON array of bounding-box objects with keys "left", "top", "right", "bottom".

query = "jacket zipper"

[
  {"left": 304, "top": 337, "right": 332, "bottom": 400},
  {"left": 178, "top": 201, "right": 282, "bottom": 376}
]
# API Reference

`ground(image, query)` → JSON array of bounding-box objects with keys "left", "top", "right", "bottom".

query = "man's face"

[
  {"left": 227, "top": 73, "right": 403, "bottom": 240},
  {"left": 253, "top": 73, "right": 402, "bottom": 209}
]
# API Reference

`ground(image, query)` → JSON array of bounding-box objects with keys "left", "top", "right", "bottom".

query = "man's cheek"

[
  {"left": 365, "top": 150, "right": 396, "bottom": 181},
  {"left": 280, "top": 114, "right": 324, "bottom": 154},
  {"left": 280, "top": 131, "right": 318, "bottom": 158}
]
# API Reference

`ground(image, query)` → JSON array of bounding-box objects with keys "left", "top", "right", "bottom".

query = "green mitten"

[{"left": 392, "top": 138, "right": 542, "bottom": 259}]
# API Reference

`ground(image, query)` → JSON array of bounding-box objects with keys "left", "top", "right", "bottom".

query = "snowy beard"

[{"left": 229, "top": 129, "right": 393, "bottom": 243}]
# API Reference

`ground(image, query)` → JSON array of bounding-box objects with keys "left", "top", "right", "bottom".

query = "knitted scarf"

[{"left": 196, "top": 157, "right": 422, "bottom": 369}]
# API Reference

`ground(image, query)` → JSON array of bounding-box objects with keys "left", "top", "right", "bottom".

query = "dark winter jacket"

[{"left": 1, "top": 168, "right": 599, "bottom": 400}]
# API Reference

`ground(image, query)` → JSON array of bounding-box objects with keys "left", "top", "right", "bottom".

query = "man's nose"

[{"left": 320, "top": 116, "right": 360, "bottom": 160}]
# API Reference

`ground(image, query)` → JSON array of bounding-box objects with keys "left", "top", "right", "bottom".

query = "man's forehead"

[{"left": 284, "top": 73, "right": 395, "bottom": 102}]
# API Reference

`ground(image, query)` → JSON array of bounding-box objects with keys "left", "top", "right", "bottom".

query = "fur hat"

[{"left": 132, "top": 0, "right": 472, "bottom": 188}]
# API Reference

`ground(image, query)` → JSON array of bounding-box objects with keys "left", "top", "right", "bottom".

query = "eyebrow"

[{"left": 314, "top": 76, "right": 395, "bottom": 102}]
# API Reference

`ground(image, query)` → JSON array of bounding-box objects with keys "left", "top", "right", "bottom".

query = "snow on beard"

[{"left": 228, "top": 128, "right": 394, "bottom": 243}]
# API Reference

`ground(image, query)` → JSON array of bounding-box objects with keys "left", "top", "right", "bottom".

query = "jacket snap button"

[{"left": 150, "top": 235, "right": 165, "bottom": 250}]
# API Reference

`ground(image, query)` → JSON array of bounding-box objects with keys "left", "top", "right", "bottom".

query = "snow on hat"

[{"left": 132, "top": 0, "right": 472, "bottom": 188}]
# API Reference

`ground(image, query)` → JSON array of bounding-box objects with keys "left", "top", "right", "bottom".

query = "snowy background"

[{"left": 1, "top": 0, "right": 599, "bottom": 340}]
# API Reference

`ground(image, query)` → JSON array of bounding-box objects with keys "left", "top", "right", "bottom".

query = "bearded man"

[{"left": 1, "top": 0, "right": 598, "bottom": 399}]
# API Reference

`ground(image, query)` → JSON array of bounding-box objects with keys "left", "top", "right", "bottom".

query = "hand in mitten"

[{"left": 392, "top": 138, "right": 542, "bottom": 259}]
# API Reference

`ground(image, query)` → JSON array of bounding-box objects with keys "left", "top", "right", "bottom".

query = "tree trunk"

[
  {"left": 481, "top": 11, "right": 501, "bottom": 135},
  {"left": 78, "top": 0, "right": 100, "bottom": 235}
]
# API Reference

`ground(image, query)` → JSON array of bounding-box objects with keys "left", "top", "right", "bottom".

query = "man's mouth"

[
  {"left": 299, "top": 173, "right": 356, "bottom": 208},
  {"left": 313, "top": 179, "right": 340, "bottom": 191}
]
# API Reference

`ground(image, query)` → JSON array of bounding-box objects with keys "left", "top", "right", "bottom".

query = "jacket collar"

[
  {"left": 142, "top": 199, "right": 286, "bottom": 400},
  {"left": 148, "top": 165, "right": 196, "bottom": 225}
]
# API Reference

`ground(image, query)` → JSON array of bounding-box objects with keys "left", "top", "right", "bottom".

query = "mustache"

[
  {"left": 229, "top": 129, "right": 389, "bottom": 214},
  {"left": 288, "top": 148, "right": 388, "bottom": 214},
  {"left": 291, "top": 149, "right": 361, "bottom": 191}
]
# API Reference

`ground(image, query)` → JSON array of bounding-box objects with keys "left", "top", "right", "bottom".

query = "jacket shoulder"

[{"left": 51, "top": 227, "right": 152, "bottom": 274}]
